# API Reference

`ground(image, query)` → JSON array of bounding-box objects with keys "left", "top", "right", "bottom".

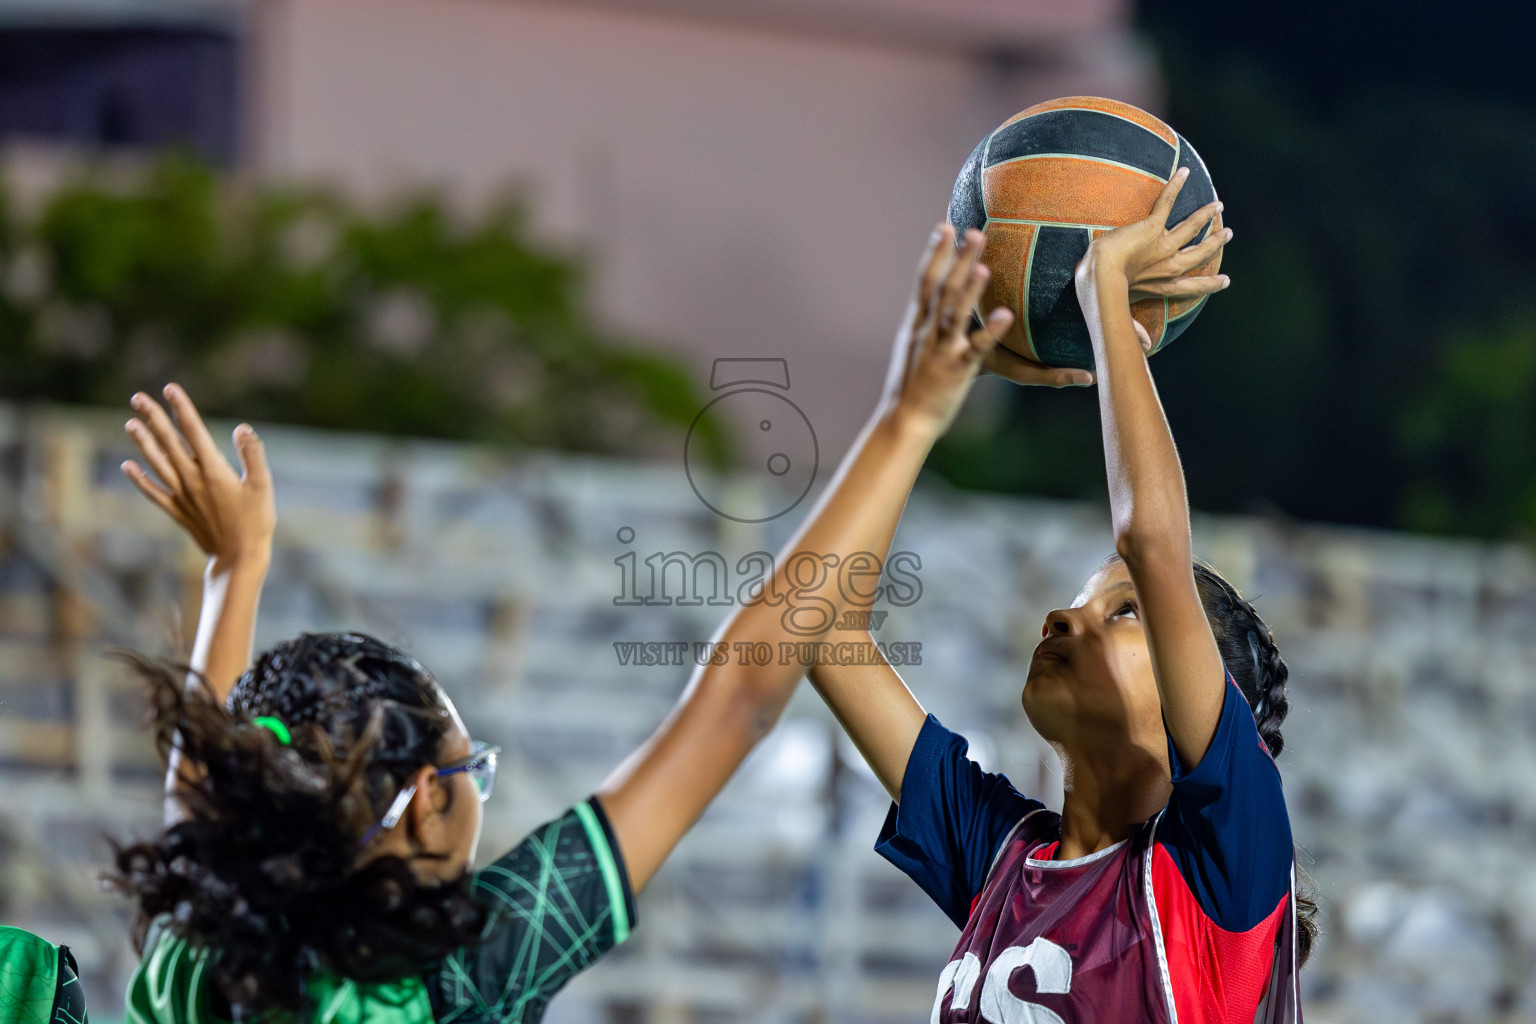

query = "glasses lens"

[
  {"left": 471, "top": 746, "right": 497, "bottom": 801},
  {"left": 439, "top": 741, "right": 500, "bottom": 802}
]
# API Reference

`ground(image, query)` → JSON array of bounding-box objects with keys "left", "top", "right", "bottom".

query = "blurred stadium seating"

[{"left": 2, "top": 404, "right": 1535, "bottom": 1022}]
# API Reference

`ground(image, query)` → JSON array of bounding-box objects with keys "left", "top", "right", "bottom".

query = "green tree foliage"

[
  {"left": 930, "top": 47, "right": 1536, "bottom": 539},
  {"left": 1401, "top": 317, "right": 1536, "bottom": 538},
  {"left": 0, "top": 155, "right": 723, "bottom": 461}
]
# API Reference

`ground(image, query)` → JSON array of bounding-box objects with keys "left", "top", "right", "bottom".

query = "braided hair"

[
  {"left": 1191, "top": 563, "right": 1291, "bottom": 758},
  {"left": 109, "top": 633, "right": 488, "bottom": 1018},
  {"left": 1189, "top": 562, "right": 1319, "bottom": 964}
]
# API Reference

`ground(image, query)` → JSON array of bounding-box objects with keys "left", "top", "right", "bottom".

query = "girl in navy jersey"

[{"left": 809, "top": 170, "right": 1311, "bottom": 1024}]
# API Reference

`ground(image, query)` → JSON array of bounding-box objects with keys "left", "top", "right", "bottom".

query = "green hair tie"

[{"left": 252, "top": 716, "right": 292, "bottom": 746}]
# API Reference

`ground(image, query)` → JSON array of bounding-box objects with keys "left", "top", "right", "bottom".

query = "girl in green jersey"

[{"left": 110, "top": 223, "right": 1033, "bottom": 1024}]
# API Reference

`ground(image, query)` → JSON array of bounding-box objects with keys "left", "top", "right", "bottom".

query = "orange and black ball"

[{"left": 951, "top": 97, "right": 1221, "bottom": 370}]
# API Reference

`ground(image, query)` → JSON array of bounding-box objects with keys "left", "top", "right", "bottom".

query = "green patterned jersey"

[
  {"left": 429, "top": 797, "right": 636, "bottom": 1023},
  {"left": 50, "top": 950, "right": 87, "bottom": 1024},
  {"left": 125, "top": 797, "right": 636, "bottom": 1024},
  {"left": 0, "top": 927, "right": 87, "bottom": 1024}
]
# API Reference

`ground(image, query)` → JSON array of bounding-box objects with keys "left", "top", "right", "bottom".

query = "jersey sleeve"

[
  {"left": 431, "top": 796, "right": 637, "bottom": 1024},
  {"left": 874, "top": 715, "right": 1046, "bottom": 929},
  {"left": 123, "top": 920, "right": 225, "bottom": 1024},
  {"left": 1158, "top": 676, "right": 1294, "bottom": 932},
  {"left": 51, "top": 946, "right": 88, "bottom": 1024}
]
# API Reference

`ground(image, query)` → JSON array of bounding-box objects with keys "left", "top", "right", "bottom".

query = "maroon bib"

[{"left": 931, "top": 810, "right": 1300, "bottom": 1024}]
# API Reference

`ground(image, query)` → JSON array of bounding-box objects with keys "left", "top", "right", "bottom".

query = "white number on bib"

[
  {"left": 931, "top": 938, "right": 1073, "bottom": 1024},
  {"left": 931, "top": 953, "right": 981, "bottom": 1024}
]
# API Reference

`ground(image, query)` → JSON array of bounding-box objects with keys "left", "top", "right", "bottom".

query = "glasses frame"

[{"left": 360, "top": 740, "right": 502, "bottom": 847}]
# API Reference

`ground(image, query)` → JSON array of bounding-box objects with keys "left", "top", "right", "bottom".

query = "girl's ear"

[{"left": 404, "top": 763, "right": 440, "bottom": 838}]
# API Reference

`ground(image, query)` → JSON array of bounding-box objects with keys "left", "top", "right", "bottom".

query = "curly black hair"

[{"left": 108, "top": 632, "right": 488, "bottom": 1017}]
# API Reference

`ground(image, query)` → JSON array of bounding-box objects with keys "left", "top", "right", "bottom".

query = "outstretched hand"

[
  {"left": 123, "top": 384, "right": 274, "bottom": 568},
  {"left": 885, "top": 225, "right": 1028, "bottom": 433},
  {"left": 1079, "top": 166, "right": 1231, "bottom": 306}
]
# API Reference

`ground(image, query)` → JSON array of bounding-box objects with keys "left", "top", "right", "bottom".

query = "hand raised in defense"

[
  {"left": 884, "top": 225, "right": 1028, "bottom": 435},
  {"left": 123, "top": 383, "right": 274, "bottom": 570}
]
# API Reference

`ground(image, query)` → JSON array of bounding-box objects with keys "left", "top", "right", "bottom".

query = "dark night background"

[{"left": 936, "top": 0, "right": 1536, "bottom": 540}]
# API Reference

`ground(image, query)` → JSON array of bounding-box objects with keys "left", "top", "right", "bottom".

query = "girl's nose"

[{"left": 1042, "top": 609, "right": 1077, "bottom": 637}]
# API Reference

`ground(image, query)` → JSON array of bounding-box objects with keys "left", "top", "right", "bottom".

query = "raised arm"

[
  {"left": 122, "top": 384, "right": 274, "bottom": 821},
  {"left": 1075, "top": 168, "right": 1232, "bottom": 767},
  {"left": 598, "top": 226, "right": 1053, "bottom": 888},
  {"left": 808, "top": 240, "right": 1098, "bottom": 800}
]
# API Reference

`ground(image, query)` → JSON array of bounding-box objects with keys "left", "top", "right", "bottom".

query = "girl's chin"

[{"left": 1020, "top": 687, "right": 1068, "bottom": 737}]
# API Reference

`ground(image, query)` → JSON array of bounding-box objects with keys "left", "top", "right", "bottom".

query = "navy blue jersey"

[{"left": 878, "top": 678, "right": 1299, "bottom": 1023}]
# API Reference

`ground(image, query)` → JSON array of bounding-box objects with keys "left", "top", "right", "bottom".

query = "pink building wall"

[{"left": 249, "top": 0, "right": 1158, "bottom": 463}]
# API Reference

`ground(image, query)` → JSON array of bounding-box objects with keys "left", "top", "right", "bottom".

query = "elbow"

[
  {"left": 1112, "top": 526, "right": 1145, "bottom": 563},
  {"left": 705, "top": 664, "right": 793, "bottom": 745},
  {"left": 1113, "top": 523, "right": 1188, "bottom": 570},
  {"left": 736, "top": 686, "right": 788, "bottom": 746}
]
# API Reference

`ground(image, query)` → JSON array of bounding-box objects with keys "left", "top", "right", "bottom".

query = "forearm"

[
  {"left": 163, "top": 552, "right": 268, "bottom": 816},
  {"left": 597, "top": 407, "right": 938, "bottom": 885},
  {"left": 189, "top": 552, "right": 271, "bottom": 703},
  {"left": 789, "top": 404, "right": 933, "bottom": 559},
  {"left": 717, "top": 406, "right": 934, "bottom": 682},
  {"left": 1080, "top": 261, "right": 1193, "bottom": 563},
  {"left": 666, "top": 406, "right": 932, "bottom": 746}
]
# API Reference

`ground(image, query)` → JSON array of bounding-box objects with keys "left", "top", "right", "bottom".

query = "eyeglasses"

[
  {"left": 431, "top": 740, "right": 501, "bottom": 802},
  {"left": 359, "top": 740, "right": 501, "bottom": 847}
]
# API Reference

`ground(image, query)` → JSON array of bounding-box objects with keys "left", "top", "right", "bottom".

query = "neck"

[{"left": 1052, "top": 741, "right": 1171, "bottom": 861}]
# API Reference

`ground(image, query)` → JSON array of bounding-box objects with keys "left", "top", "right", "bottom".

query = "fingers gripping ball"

[{"left": 950, "top": 97, "right": 1221, "bottom": 370}]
